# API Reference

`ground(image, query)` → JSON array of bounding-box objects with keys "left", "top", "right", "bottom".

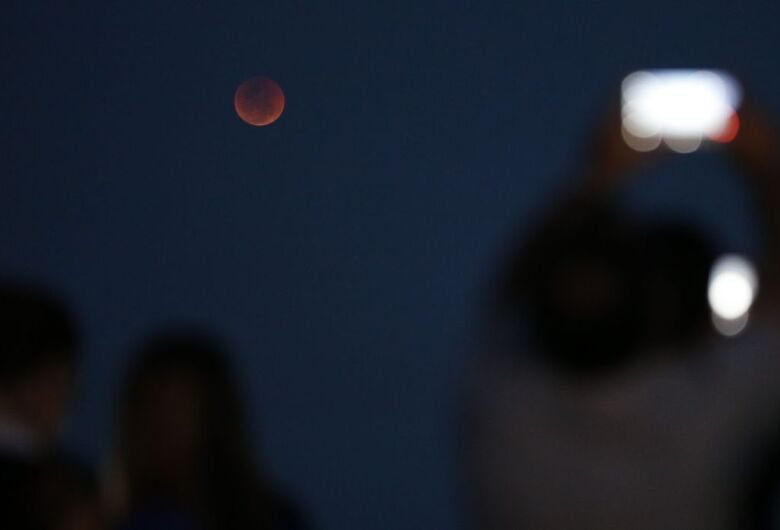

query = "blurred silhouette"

[
  {"left": 464, "top": 97, "right": 780, "bottom": 530},
  {"left": 746, "top": 421, "right": 780, "bottom": 529},
  {"left": 38, "top": 454, "right": 103, "bottom": 530},
  {"left": 502, "top": 207, "right": 717, "bottom": 376},
  {"left": 108, "top": 328, "right": 309, "bottom": 530},
  {"left": 739, "top": 102, "right": 780, "bottom": 530},
  {"left": 0, "top": 279, "right": 86, "bottom": 530}
]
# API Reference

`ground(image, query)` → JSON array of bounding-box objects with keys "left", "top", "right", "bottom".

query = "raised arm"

[
  {"left": 494, "top": 108, "right": 657, "bottom": 308},
  {"left": 729, "top": 100, "right": 780, "bottom": 313}
]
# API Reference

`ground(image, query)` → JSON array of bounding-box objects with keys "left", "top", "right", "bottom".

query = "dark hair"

[
  {"left": 521, "top": 208, "right": 646, "bottom": 376},
  {"left": 117, "top": 327, "right": 282, "bottom": 529},
  {"left": 0, "top": 279, "right": 79, "bottom": 383},
  {"left": 637, "top": 221, "right": 717, "bottom": 348},
  {"left": 497, "top": 207, "right": 717, "bottom": 377}
]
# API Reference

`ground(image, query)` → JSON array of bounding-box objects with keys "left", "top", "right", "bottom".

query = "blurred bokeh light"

[
  {"left": 622, "top": 70, "right": 741, "bottom": 153},
  {"left": 708, "top": 254, "right": 758, "bottom": 335}
]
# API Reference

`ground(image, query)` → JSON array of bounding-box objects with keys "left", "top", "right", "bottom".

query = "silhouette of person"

[
  {"left": 463, "top": 98, "right": 780, "bottom": 530},
  {"left": 0, "top": 279, "right": 83, "bottom": 530},
  {"left": 738, "top": 103, "right": 780, "bottom": 530},
  {"left": 38, "top": 454, "right": 103, "bottom": 530},
  {"left": 108, "top": 328, "right": 310, "bottom": 530}
]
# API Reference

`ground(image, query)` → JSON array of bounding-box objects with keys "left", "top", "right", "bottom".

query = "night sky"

[{"left": 2, "top": 1, "right": 780, "bottom": 529}]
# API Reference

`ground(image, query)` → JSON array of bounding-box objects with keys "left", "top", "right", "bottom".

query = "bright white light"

[
  {"left": 708, "top": 254, "right": 758, "bottom": 321},
  {"left": 621, "top": 70, "right": 741, "bottom": 152}
]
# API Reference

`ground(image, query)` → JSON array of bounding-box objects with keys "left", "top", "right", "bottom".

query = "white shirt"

[{"left": 465, "top": 317, "right": 780, "bottom": 530}]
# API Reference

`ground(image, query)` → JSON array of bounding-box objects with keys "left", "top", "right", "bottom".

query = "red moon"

[{"left": 234, "top": 76, "right": 285, "bottom": 126}]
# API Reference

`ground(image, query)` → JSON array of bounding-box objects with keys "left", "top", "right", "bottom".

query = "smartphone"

[{"left": 621, "top": 69, "right": 741, "bottom": 152}]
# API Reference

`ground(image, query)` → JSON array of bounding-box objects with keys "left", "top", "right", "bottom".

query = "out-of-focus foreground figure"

[
  {"left": 463, "top": 95, "right": 780, "bottom": 530},
  {"left": 107, "top": 328, "right": 310, "bottom": 530},
  {"left": 0, "top": 280, "right": 100, "bottom": 530}
]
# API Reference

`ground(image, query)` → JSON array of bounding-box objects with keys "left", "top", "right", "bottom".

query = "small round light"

[{"left": 708, "top": 254, "right": 758, "bottom": 322}]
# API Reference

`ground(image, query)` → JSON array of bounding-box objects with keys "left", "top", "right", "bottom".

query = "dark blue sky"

[{"left": 2, "top": 1, "right": 780, "bottom": 529}]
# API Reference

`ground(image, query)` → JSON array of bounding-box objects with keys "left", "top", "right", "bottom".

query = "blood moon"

[{"left": 234, "top": 76, "right": 285, "bottom": 126}]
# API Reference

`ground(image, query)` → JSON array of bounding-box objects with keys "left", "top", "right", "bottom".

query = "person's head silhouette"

[
  {"left": 0, "top": 279, "right": 79, "bottom": 448},
  {"left": 113, "top": 327, "right": 308, "bottom": 530}
]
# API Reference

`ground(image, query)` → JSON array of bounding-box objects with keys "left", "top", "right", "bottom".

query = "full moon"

[{"left": 234, "top": 76, "right": 285, "bottom": 126}]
